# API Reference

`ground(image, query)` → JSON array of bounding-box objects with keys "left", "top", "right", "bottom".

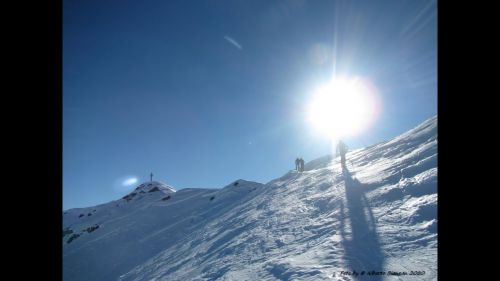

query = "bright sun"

[{"left": 307, "top": 77, "right": 379, "bottom": 139}]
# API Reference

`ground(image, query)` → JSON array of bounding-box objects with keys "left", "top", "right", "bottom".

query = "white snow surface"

[{"left": 63, "top": 116, "right": 437, "bottom": 281}]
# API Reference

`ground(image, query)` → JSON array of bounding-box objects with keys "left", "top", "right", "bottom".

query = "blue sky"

[{"left": 63, "top": 0, "right": 437, "bottom": 210}]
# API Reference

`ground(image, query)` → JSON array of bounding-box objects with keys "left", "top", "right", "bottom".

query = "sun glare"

[{"left": 307, "top": 77, "right": 379, "bottom": 139}]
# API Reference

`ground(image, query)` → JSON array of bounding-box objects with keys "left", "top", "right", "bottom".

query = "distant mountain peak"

[
  {"left": 134, "top": 181, "right": 176, "bottom": 192},
  {"left": 121, "top": 181, "right": 176, "bottom": 202}
]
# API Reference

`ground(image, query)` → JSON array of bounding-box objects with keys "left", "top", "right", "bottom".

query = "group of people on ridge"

[
  {"left": 295, "top": 140, "right": 349, "bottom": 173},
  {"left": 295, "top": 158, "right": 305, "bottom": 172}
]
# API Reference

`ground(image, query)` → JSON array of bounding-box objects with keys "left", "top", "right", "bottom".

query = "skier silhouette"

[
  {"left": 295, "top": 158, "right": 300, "bottom": 171},
  {"left": 337, "top": 141, "right": 348, "bottom": 169}
]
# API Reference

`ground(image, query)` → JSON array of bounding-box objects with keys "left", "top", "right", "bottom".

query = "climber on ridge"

[{"left": 337, "top": 140, "right": 348, "bottom": 170}]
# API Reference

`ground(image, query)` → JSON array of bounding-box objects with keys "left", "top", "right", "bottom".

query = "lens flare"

[
  {"left": 122, "top": 177, "right": 138, "bottom": 186},
  {"left": 112, "top": 175, "right": 140, "bottom": 192}
]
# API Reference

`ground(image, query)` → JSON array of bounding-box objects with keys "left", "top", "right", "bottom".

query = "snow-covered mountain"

[{"left": 63, "top": 116, "right": 437, "bottom": 281}]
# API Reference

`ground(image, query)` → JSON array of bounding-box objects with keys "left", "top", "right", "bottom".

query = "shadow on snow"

[{"left": 339, "top": 166, "right": 385, "bottom": 280}]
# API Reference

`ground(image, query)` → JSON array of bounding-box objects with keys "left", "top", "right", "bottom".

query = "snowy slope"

[
  {"left": 63, "top": 180, "right": 264, "bottom": 281},
  {"left": 63, "top": 116, "right": 437, "bottom": 281}
]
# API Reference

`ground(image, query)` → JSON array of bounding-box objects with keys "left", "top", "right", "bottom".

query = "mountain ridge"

[{"left": 63, "top": 116, "right": 437, "bottom": 281}]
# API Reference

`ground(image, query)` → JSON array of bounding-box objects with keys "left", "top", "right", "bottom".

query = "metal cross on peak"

[{"left": 150, "top": 172, "right": 153, "bottom": 182}]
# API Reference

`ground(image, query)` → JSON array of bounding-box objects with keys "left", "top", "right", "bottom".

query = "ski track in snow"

[{"left": 63, "top": 116, "right": 437, "bottom": 281}]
